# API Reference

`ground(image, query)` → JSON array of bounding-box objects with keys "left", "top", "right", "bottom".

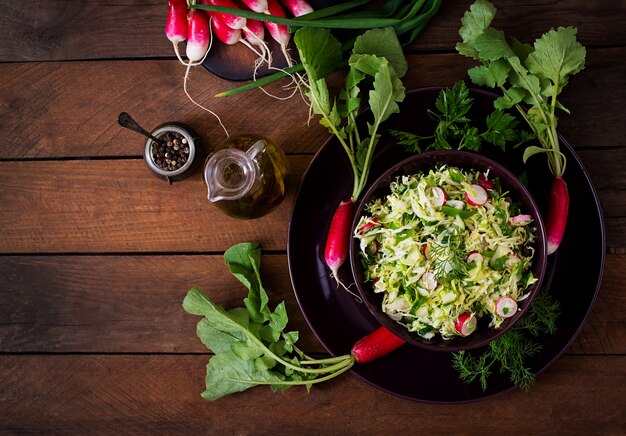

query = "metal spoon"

[{"left": 117, "top": 112, "right": 164, "bottom": 146}]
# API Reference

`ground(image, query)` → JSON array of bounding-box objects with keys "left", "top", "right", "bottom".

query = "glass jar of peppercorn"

[{"left": 144, "top": 123, "right": 198, "bottom": 183}]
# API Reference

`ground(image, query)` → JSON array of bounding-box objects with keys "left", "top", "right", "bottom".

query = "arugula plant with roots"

[
  {"left": 293, "top": 27, "right": 407, "bottom": 286},
  {"left": 456, "top": 0, "right": 586, "bottom": 254},
  {"left": 183, "top": 242, "right": 355, "bottom": 401}
]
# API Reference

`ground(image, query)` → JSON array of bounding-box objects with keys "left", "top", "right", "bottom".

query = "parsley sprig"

[
  {"left": 452, "top": 292, "right": 560, "bottom": 391},
  {"left": 390, "top": 81, "right": 533, "bottom": 153}
]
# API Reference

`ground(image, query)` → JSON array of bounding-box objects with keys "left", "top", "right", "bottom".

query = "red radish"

[
  {"left": 243, "top": 18, "right": 265, "bottom": 46},
  {"left": 200, "top": 0, "right": 247, "bottom": 29},
  {"left": 510, "top": 214, "right": 533, "bottom": 225},
  {"left": 421, "top": 271, "right": 438, "bottom": 291},
  {"left": 209, "top": 13, "right": 242, "bottom": 45},
  {"left": 429, "top": 186, "right": 447, "bottom": 207},
  {"left": 546, "top": 176, "right": 569, "bottom": 254},
  {"left": 239, "top": 0, "right": 268, "bottom": 12},
  {"left": 466, "top": 250, "right": 483, "bottom": 263},
  {"left": 351, "top": 326, "right": 405, "bottom": 364},
  {"left": 324, "top": 199, "right": 356, "bottom": 281},
  {"left": 186, "top": 10, "right": 211, "bottom": 62},
  {"left": 265, "top": 0, "right": 292, "bottom": 64},
  {"left": 495, "top": 296, "right": 518, "bottom": 318},
  {"left": 278, "top": 0, "right": 314, "bottom": 16},
  {"left": 166, "top": 0, "right": 189, "bottom": 44},
  {"left": 477, "top": 173, "right": 494, "bottom": 190},
  {"left": 465, "top": 184, "right": 488, "bottom": 206},
  {"left": 455, "top": 313, "right": 477, "bottom": 336},
  {"left": 423, "top": 243, "right": 430, "bottom": 259}
]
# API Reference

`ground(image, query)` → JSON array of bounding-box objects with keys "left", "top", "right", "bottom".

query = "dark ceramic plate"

[{"left": 287, "top": 87, "right": 605, "bottom": 403}]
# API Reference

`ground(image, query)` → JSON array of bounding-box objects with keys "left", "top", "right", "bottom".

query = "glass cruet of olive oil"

[{"left": 204, "top": 134, "right": 289, "bottom": 219}]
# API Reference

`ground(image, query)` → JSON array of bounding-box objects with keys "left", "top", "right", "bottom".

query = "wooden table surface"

[{"left": 1, "top": 1, "right": 625, "bottom": 433}]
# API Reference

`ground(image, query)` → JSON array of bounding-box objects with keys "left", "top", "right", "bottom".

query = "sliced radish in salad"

[
  {"left": 510, "top": 214, "right": 533, "bottom": 225},
  {"left": 423, "top": 243, "right": 430, "bottom": 259},
  {"left": 465, "top": 184, "right": 488, "bottom": 206},
  {"left": 358, "top": 217, "right": 379, "bottom": 233},
  {"left": 429, "top": 186, "right": 447, "bottom": 207},
  {"left": 496, "top": 296, "right": 518, "bottom": 318},
  {"left": 421, "top": 271, "right": 438, "bottom": 291},
  {"left": 466, "top": 250, "right": 483, "bottom": 263},
  {"left": 454, "top": 313, "right": 477, "bottom": 336},
  {"left": 477, "top": 173, "right": 494, "bottom": 190}
]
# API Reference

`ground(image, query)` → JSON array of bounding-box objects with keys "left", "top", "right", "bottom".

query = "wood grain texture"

[
  {"left": 0, "top": 1, "right": 623, "bottom": 62},
  {"left": 0, "top": 48, "right": 623, "bottom": 158},
  {"left": 1, "top": 355, "right": 624, "bottom": 433},
  {"left": 0, "top": 157, "right": 307, "bottom": 253},
  {"left": 0, "top": 254, "right": 623, "bottom": 355}
]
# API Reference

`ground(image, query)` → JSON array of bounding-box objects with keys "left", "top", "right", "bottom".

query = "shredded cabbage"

[{"left": 354, "top": 165, "right": 537, "bottom": 340}]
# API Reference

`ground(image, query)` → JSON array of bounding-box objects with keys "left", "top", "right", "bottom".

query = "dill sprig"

[
  {"left": 451, "top": 292, "right": 560, "bottom": 392},
  {"left": 429, "top": 233, "right": 468, "bottom": 281}
]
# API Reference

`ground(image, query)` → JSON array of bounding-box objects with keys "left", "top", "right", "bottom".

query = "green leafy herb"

[
  {"left": 452, "top": 292, "right": 560, "bottom": 391},
  {"left": 389, "top": 81, "right": 532, "bottom": 153},
  {"left": 183, "top": 243, "right": 354, "bottom": 401},
  {"left": 295, "top": 27, "right": 407, "bottom": 200},
  {"left": 428, "top": 232, "right": 468, "bottom": 282},
  {"left": 456, "top": 0, "right": 586, "bottom": 177}
]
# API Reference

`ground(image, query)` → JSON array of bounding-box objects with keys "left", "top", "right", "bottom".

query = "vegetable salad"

[{"left": 354, "top": 165, "right": 538, "bottom": 340}]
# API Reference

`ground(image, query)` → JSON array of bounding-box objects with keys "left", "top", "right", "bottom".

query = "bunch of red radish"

[{"left": 165, "top": 0, "right": 314, "bottom": 66}]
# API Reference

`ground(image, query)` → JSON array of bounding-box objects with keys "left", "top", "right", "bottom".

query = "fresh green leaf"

[
  {"left": 201, "top": 352, "right": 283, "bottom": 401},
  {"left": 293, "top": 28, "right": 342, "bottom": 82},
  {"left": 526, "top": 27, "right": 586, "bottom": 83},
  {"left": 196, "top": 317, "right": 245, "bottom": 353},
  {"left": 473, "top": 27, "right": 516, "bottom": 60},
  {"left": 352, "top": 27, "right": 408, "bottom": 77},
  {"left": 368, "top": 60, "right": 405, "bottom": 128},
  {"left": 467, "top": 59, "right": 510, "bottom": 88},
  {"left": 231, "top": 340, "right": 265, "bottom": 360},
  {"left": 522, "top": 145, "right": 551, "bottom": 163},
  {"left": 389, "top": 129, "right": 425, "bottom": 153},
  {"left": 456, "top": 0, "right": 497, "bottom": 58}
]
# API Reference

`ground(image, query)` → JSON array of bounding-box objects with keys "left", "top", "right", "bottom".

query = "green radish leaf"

[
  {"left": 293, "top": 28, "right": 342, "bottom": 82},
  {"left": 196, "top": 318, "right": 246, "bottom": 353},
  {"left": 201, "top": 352, "right": 284, "bottom": 401},
  {"left": 473, "top": 27, "right": 516, "bottom": 60},
  {"left": 352, "top": 27, "right": 408, "bottom": 78},
  {"left": 493, "top": 87, "right": 525, "bottom": 109},
  {"left": 468, "top": 59, "right": 509, "bottom": 88},
  {"left": 510, "top": 37, "right": 533, "bottom": 61},
  {"left": 522, "top": 145, "right": 550, "bottom": 163},
  {"left": 231, "top": 340, "right": 265, "bottom": 360},
  {"left": 526, "top": 27, "right": 586, "bottom": 84},
  {"left": 456, "top": 0, "right": 497, "bottom": 58},
  {"left": 367, "top": 60, "right": 405, "bottom": 131}
]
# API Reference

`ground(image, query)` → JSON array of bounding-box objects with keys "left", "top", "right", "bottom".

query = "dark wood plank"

[
  {"left": 0, "top": 254, "right": 322, "bottom": 354},
  {"left": 0, "top": 254, "right": 622, "bottom": 355},
  {"left": 0, "top": 1, "right": 623, "bottom": 62},
  {"left": 0, "top": 157, "right": 306, "bottom": 253},
  {"left": 0, "top": 48, "right": 623, "bottom": 158},
  {"left": 1, "top": 355, "right": 624, "bottom": 433}
]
